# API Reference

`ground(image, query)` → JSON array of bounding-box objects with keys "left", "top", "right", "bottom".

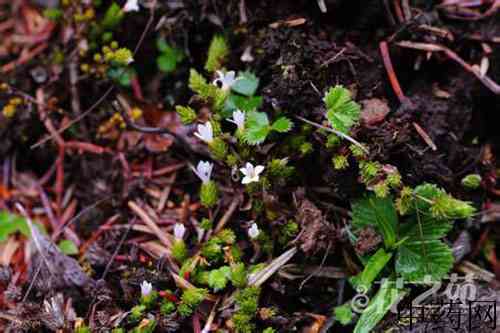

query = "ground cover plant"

[{"left": 1, "top": 0, "right": 500, "bottom": 332}]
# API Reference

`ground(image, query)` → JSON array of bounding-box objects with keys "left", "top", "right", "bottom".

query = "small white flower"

[
  {"left": 123, "top": 0, "right": 140, "bottom": 12},
  {"left": 240, "top": 162, "right": 265, "bottom": 185},
  {"left": 140, "top": 281, "right": 153, "bottom": 297},
  {"left": 194, "top": 122, "right": 214, "bottom": 144},
  {"left": 174, "top": 223, "right": 186, "bottom": 240},
  {"left": 227, "top": 109, "right": 245, "bottom": 131},
  {"left": 190, "top": 160, "right": 213, "bottom": 183},
  {"left": 213, "top": 70, "right": 238, "bottom": 91},
  {"left": 248, "top": 223, "right": 260, "bottom": 239}
]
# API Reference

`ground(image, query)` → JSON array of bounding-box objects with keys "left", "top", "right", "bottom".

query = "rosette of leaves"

[{"left": 350, "top": 186, "right": 473, "bottom": 285}]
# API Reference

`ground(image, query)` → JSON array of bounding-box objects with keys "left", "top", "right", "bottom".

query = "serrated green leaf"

[
  {"left": 324, "top": 85, "right": 360, "bottom": 135},
  {"left": 395, "top": 214, "right": 453, "bottom": 282},
  {"left": 58, "top": 239, "right": 79, "bottom": 255},
  {"left": 350, "top": 248, "right": 392, "bottom": 290},
  {"left": 243, "top": 126, "right": 271, "bottom": 145},
  {"left": 352, "top": 195, "right": 398, "bottom": 248},
  {"left": 271, "top": 117, "right": 293, "bottom": 133},
  {"left": 243, "top": 111, "right": 270, "bottom": 145},
  {"left": 353, "top": 279, "right": 406, "bottom": 333},
  {"left": 396, "top": 240, "right": 453, "bottom": 282},
  {"left": 232, "top": 71, "right": 259, "bottom": 96}
]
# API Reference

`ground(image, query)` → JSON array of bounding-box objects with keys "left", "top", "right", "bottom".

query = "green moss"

[
  {"left": 129, "top": 304, "right": 146, "bottom": 321},
  {"left": 230, "top": 263, "right": 247, "bottom": 288},
  {"left": 208, "top": 137, "right": 228, "bottom": 161},
  {"left": 176, "top": 105, "right": 197, "bottom": 124},
  {"left": 160, "top": 299, "right": 176, "bottom": 315},
  {"left": 461, "top": 174, "right": 481, "bottom": 190},
  {"left": 200, "top": 180, "right": 219, "bottom": 208},
  {"left": 172, "top": 240, "right": 188, "bottom": 263},
  {"left": 205, "top": 35, "right": 229, "bottom": 73},
  {"left": 332, "top": 154, "right": 349, "bottom": 170}
]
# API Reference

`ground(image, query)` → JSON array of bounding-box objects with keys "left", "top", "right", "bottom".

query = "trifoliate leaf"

[
  {"left": 243, "top": 111, "right": 271, "bottom": 145},
  {"left": 232, "top": 71, "right": 259, "bottom": 96},
  {"left": 324, "top": 85, "right": 360, "bottom": 134},
  {"left": 353, "top": 279, "right": 406, "bottom": 333},
  {"left": 351, "top": 195, "right": 398, "bottom": 248},
  {"left": 205, "top": 35, "right": 229, "bottom": 73},
  {"left": 350, "top": 248, "right": 392, "bottom": 290},
  {"left": 271, "top": 117, "right": 293, "bottom": 133},
  {"left": 57, "top": 239, "right": 79, "bottom": 255}
]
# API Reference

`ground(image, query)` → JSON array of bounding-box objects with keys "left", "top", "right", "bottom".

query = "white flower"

[
  {"left": 213, "top": 70, "right": 238, "bottom": 91},
  {"left": 123, "top": 0, "right": 140, "bottom": 12},
  {"left": 240, "top": 162, "right": 264, "bottom": 185},
  {"left": 140, "top": 281, "right": 153, "bottom": 297},
  {"left": 194, "top": 122, "right": 213, "bottom": 144},
  {"left": 227, "top": 109, "right": 245, "bottom": 131},
  {"left": 190, "top": 161, "right": 213, "bottom": 183},
  {"left": 248, "top": 223, "right": 260, "bottom": 239},
  {"left": 174, "top": 223, "right": 186, "bottom": 240}
]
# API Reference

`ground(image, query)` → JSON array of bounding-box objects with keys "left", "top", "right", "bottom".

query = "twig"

[
  {"left": 413, "top": 122, "right": 437, "bottom": 151},
  {"left": 214, "top": 196, "right": 240, "bottom": 233},
  {"left": 379, "top": 41, "right": 413, "bottom": 106},
  {"left": 294, "top": 115, "right": 369, "bottom": 154},
  {"left": 396, "top": 40, "right": 500, "bottom": 94},
  {"left": 128, "top": 200, "right": 172, "bottom": 248}
]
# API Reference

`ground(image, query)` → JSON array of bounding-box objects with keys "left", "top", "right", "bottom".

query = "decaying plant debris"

[{"left": 1, "top": 0, "right": 500, "bottom": 332}]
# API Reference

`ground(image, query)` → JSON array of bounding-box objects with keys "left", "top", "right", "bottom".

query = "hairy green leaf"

[
  {"left": 396, "top": 214, "right": 453, "bottom": 282},
  {"left": 271, "top": 117, "right": 293, "bottom": 133},
  {"left": 324, "top": 85, "right": 360, "bottom": 134}
]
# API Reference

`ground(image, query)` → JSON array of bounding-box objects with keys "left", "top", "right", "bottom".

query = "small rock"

[{"left": 360, "top": 98, "right": 390, "bottom": 126}]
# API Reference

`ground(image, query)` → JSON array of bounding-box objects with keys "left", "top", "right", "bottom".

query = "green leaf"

[
  {"left": 243, "top": 111, "right": 270, "bottom": 145},
  {"left": 101, "top": 2, "right": 124, "bottom": 30},
  {"left": 352, "top": 195, "right": 398, "bottom": 248},
  {"left": 395, "top": 214, "right": 453, "bottom": 282},
  {"left": 230, "top": 95, "right": 263, "bottom": 112},
  {"left": 232, "top": 71, "right": 259, "bottom": 96},
  {"left": 350, "top": 248, "right": 392, "bottom": 290},
  {"left": 205, "top": 35, "right": 229, "bottom": 73},
  {"left": 0, "top": 211, "right": 46, "bottom": 242},
  {"left": 353, "top": 279, "right": 406, "bottom": 333},
  {"left": 324, "top": 85, "right": 360, "bottom": 134},
  {"left": 58, "top": 239, "right": 79, "bottom": 255},
  {"left": 334, "top": 303, "right": 354, "bottom": 326},
  {"left": 271, "top": 117, "right": 293, "bottom": 133},
  {"left": 107, "top": 67, "right": 134, "bottom": 87},
  {"left": 156, "top": 41, "right": 184, "bottom": 73}
]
